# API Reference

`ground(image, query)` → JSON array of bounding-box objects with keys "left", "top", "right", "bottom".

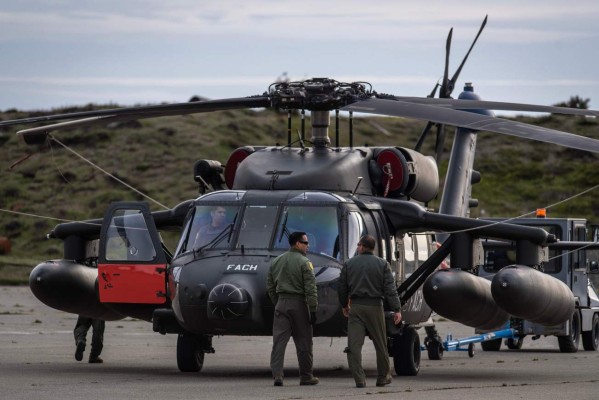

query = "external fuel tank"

[
  {"left": 423, "top": 269, "right": 509, "bottom": 330},
  {"left": 491, "top": 265, "right": 575, "bottom": 326}
]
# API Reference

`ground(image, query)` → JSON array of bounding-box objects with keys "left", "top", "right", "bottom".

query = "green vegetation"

[{"left": 1, "top": 104, "right": 599, "bottom": 284}]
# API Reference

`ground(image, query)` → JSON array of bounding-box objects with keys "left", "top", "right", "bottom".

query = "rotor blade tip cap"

[{"left": 20, "top": 132, "right": 49, "bottom": 146}]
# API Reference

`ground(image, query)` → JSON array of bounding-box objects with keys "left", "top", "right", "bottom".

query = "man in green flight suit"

[
  {"left": 267, "top": 231, "right": 319, "bottom": 387},
  {"left": 338, "top": 234, "right": 402, "bottom": 388}
]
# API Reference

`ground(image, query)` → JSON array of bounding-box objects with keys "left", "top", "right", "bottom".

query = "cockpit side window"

[
  {"left": 415, "top": 234, "right": 430, "bottom": 266},
  {"left": 347, "top": 211, "right": 367, "bottom": 259},
  {"left": 274, "top": 206, "right": 339, "bottom": 258},
  {"left": 404, "top": 234, "right": 416, "bottom": 277}
]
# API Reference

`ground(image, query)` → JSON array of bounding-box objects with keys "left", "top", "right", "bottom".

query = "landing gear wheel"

[
  {"left": 582, "top": 313, "right": 599, "bottom": 351},
  {"left": 177, "top": 334, "right": 205, "bottom": 372},
  {"left": 426, "top": 339, "right": 444, "bottom": 360},
  {"left": 392, "top": 328, "right": 421, "bottom": 376},
  {"left": 558, "top": 311, "right": 581, "bottom": 353},
  {"left": 506, "top": 337, "right": 524, "bottom": 350},
  {"left": 467, "top": 343, "right": 475, "bottom": 358},
  {"left": 480, "top": 338, "right": 501, "bottom": 351}
]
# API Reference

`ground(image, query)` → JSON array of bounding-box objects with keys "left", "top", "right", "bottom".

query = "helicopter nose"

[{"left": 207, "top": 283, "right": 250, "bottom": 319}]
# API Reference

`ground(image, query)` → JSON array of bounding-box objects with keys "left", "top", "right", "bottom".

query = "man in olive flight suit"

[
  {"left": 338, "top": 235, "right": 402, "bottom": 388},
  {"left": 74, "top": 315, "right": 105, "bottom": 363},
  {"left": 267, "top": 231, "right": 319, "bottom": 387}
]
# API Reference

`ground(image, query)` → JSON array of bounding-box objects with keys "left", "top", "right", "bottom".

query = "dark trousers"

[
  {"left": 270, "top": 298, "right": 314, "bottom": 380},
  {"left": 346, "top": 303, "right": 390, "bottom": 383},
  {"left": 74, "top": 316, "right": 105, "bottom": 358}
]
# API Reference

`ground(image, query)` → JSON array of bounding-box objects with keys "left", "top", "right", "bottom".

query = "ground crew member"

[
  {"left": 267, "top": 231, "right": 319, "bottom": 387},
  {"left": 338, "top": 235, "right": 402, "bottom": 388},
  {"left": 74, "top": 315, "right": 105, "bottom": 363}
]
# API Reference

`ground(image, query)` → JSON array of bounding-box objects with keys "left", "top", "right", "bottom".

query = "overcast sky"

[{"left": 1, "top": 1, "right": 599, "bottom": 111}]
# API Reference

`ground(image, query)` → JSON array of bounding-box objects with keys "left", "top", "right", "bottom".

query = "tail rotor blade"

[
  {"left": 446, "top": 15, "right": 488, "bottom": 97},
  {"left": 418, "top": 25, "right": 453, "bottom": 150},
  {"left": 421, "top": 16, "right": 487, "bottom": 159},
  {"left": 440, "top": 28, "right": 453, "bottom": 98},
  {"left": 415, "top": 121, "right": 436, "bottom": 151},
  {"left": 434, "top": 124, "right": 447, "bottom": 163}
]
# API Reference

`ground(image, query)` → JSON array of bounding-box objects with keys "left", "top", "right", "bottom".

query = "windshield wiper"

[
  {"left": 196, "top": 223, "right": 234, "bottom": 253},
  {"left": 278, "top": 211, "right": 290, "bottom": 243}
]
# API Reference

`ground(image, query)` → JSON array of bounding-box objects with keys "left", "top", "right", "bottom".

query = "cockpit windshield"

[
  {"left": 174, "top": 194, "right": 341, "bottom": 258},
  {"left": 274, "top": 206, "right": 339, "bottom": 258},
  {"left": 237, "top": 205, "right": 279, "bottom": 248},
  {"left": 176, "top": 205, "right": 241, "bottom": 254}
]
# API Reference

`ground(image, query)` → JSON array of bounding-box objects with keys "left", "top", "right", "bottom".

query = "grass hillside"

[{"left": 1, "top": 104, "right": 599, "bottom": 283}]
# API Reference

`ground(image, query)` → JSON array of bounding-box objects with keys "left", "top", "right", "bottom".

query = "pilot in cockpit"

[{"left": 194, "top": 206, "right": 228, "bottom": 248}]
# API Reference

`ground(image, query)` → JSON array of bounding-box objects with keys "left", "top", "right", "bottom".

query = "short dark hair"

[
  {"left": 359, "top": 235, "right": 376, "bottom": 250},
  {"left": 289, "top": 231, "right": 307, "bottom": 246}
]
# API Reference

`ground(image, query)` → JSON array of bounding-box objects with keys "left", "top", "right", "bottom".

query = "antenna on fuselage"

[
  {"left": 287, "top": 110, "right": 292, "bottom": 147},
  {"left": 351, "top": 176, "right": 363, "bottom": 196},
  {"left": 301, "top": 109, "right": 306, "bottom": 141},
  {"left": 349, "top": 111, "right": 354, "bottom": 148},
  {"left": 335, "top": 109, "right": 340, "bottom": 147}
]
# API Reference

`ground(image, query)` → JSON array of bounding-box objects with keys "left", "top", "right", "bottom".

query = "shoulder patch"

[{"left": 307, "top": 261, "right": 314, "bottom": 270}]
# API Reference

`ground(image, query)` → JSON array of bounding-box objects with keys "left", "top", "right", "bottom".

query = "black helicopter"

[{"left": 3, "top": 17, "right": 599, "bottom": 376}]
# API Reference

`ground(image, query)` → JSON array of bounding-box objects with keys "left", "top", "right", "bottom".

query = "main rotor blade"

[
  {"left": 0, "top": 96, "right": 271, "bottom": 128},
  {"left": 388, "top": 97, "right": 599, "bottom": 118},
  {"left": 342, "top": 98, "right": 599, "bottom": 153},
  {"left": 16, "top": 115, "right": 142, "bottom": 144}
]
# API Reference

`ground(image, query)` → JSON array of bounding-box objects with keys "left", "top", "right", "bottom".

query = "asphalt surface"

[{"left": 1, "top": 285, "right": 598, "bottom": 400}]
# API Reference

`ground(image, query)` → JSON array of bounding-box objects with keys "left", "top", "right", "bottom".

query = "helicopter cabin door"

[{"left": 97, "top": 202, "right": 167, "bottom": 304}]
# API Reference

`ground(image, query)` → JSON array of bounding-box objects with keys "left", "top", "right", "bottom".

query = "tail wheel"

[
  {"left": 558, "top": 311, "right": 581, "bottom": 353},
  {"left": 177, "top": 334, "right": 205, "bottom": 372},
  {"left": 582, "top": 313, "right": 599, "bottom": 351},
  {"left": 392, "top": 328, "right": 421, "bottom": 376}
]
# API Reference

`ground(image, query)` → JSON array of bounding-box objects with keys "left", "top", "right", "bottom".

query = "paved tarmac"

[{"left": 1, "top": 285, "right": 598, "bottom": 400}]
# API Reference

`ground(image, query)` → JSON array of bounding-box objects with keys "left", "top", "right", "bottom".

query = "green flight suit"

[
  {"left": 338, "top": 251, "right": 401, "bottom": 385},
  {"left": 267, "top": 248, "right": 317, "bottom": 381}
]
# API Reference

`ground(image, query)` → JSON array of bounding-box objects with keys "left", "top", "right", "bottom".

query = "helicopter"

[{"left": 3, "top": 17, "right": 599, "bottom": 377}]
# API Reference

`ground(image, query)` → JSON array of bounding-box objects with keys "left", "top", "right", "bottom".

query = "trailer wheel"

[
  {"left": 426, "top": 339, "right": 444, "bottom": 360},
  {"left": 480, "top": 338, "right": 501, "bottom": 351},
  {"left": 392, "top": 328, "right": 421, "bottom": 376},
  {"left": 558, "top": 311, "right": 580, "bottom": 353},
  {"left": 177, "top": 334, "right": 205, "bottom": 372},
  {"left": 506, "top": 337, "right": 524, "bottom": 350},
  {"left": 582, "top": 313, "right": 599, "bottom": 351},
  {"left": 467, "top": 343, "right": 475, "bottom": 358}
]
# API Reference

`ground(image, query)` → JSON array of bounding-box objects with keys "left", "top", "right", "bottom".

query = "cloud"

[
  {"left": 2, "top": 1, "right": 598, "bottom": 109},
  {"left": 1, "top": 1, "right": 598, "bottom": 44}
]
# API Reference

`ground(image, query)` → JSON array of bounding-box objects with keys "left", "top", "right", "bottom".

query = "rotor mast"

[{"left": 310, "top": 110, "right": 331, "bottom": 147}]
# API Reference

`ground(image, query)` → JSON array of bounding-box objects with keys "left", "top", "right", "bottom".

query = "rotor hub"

[{"left": 269, "top": 78, "right": 371, "bottom": 111}]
